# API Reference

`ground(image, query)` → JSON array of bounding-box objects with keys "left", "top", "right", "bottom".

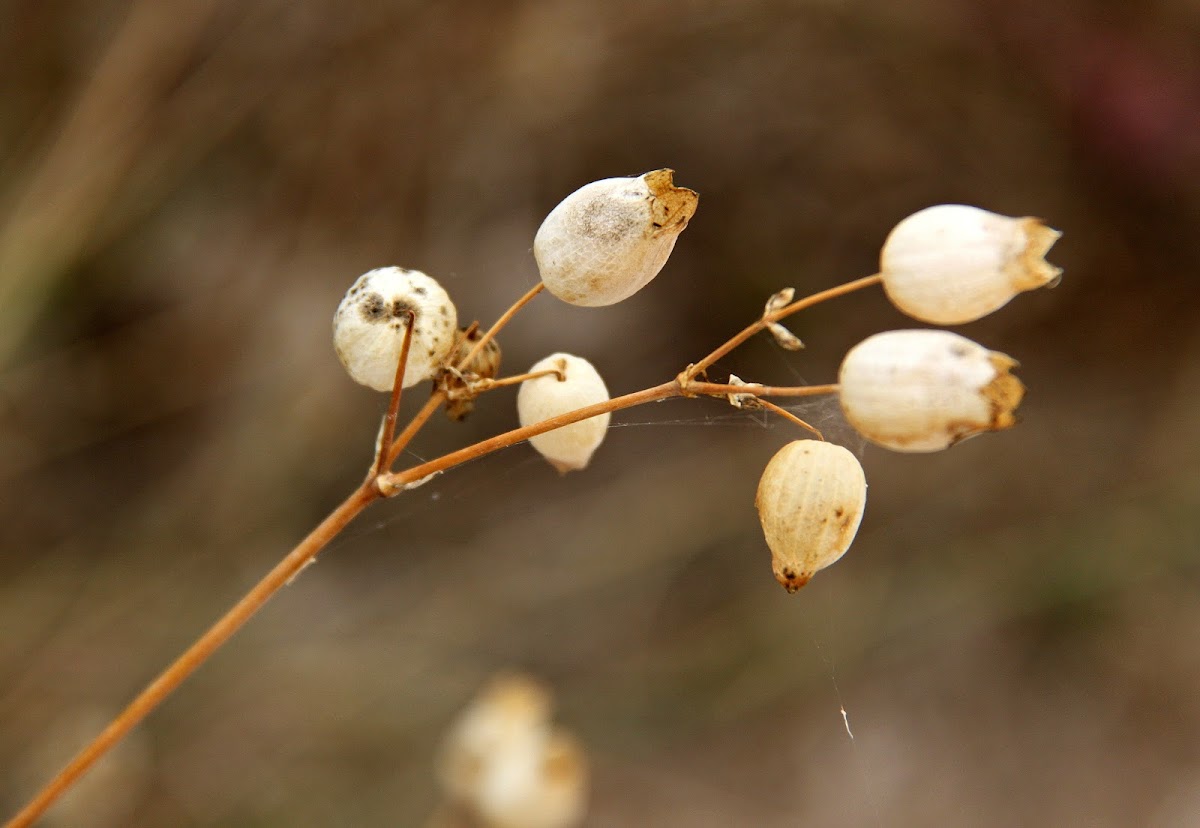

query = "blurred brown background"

[{"left": 2, "top": 0, "right": 1199, "bottom": 825}]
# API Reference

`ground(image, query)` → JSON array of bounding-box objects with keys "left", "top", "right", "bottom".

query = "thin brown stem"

[
  {"left": 757, "top": 398, "right": 824, "bottom": 440},
  {"left": 455, "top": 368, "right": 562, "bottom": 396},
  {"left": 458, "top": 282, "right": 544, "bottom": 370},
  {"left": 685, "top": 382, "right": 840, "bottom": 398},
  {"left": 685, "top": 274, "right": 882, "bottom": 380},
  {"left": 381, "top": 382, "right": 679, "bottom": 493},
  {"left": 4, "top": 482, "right": 382, "bottom": 828},
  {"left": 385, "top": 392, "right": 445, "bottom": 469},
  {"left": 372, "top": 312, "right": 415, "bottom": 477}
]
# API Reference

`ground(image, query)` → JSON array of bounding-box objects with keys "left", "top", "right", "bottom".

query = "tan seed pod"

[
  {"left": 756, "top": 440, "right": 867, "bottom": 593},
  {"left": 838, "top": 329, "right": 1025, "bottom": 452},
  {"left": 534, "top": 169, "right": 698, "bottom": 306},
  {"left": 880, "top": 204, "right": 1062, "bottom": 324},
  {"left": 332, "top": 267, "right": 457, "bottom": 391},
  {"left": 517, "top": 353, "right": 611, "bottom": 473}
]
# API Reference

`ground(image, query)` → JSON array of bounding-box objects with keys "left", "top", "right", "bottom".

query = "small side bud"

[
  {"left": 534, "top": 169, "right": 698, "bottom": 306},
  {"left": 756, "top": 440, "right": 867, "bottom": 593},
  {"left": 838, "top": 329, "right": 1025, "bottom": 452},
  {"left": 332, "top": 267, "right": 458, "bottom": 391},
  {"left": 516, "top": 354, "right": 611, "bottom": 473},
  {"left": 880, "top": 204, "right": 1063, "bottom": 324}
]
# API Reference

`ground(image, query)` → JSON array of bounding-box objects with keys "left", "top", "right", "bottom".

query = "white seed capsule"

[
  {"left": 755, "top": 440, "right": 867, "bottom": 593},
  {"left": 517, "top": 353, "right": 611, "bottom": 473},
  {"left": 838, "top": 329, "right": 1025, "bottom": 452},
  {"left": 534, "top": 169, "right": 698, "bottom": 306},
  {"left": 880, "top": 204, "right": 1062, "bottom": 324},
  {"left": 332, "top": 267, "right": 457, "bottom": 391}
]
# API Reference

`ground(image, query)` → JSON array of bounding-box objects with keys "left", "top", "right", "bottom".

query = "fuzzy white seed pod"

[
  {"left": 332, "top": 267, "right": 457, "bottom": 391},
  {"left": 838, "top": 329, "right": 1025, "bottom": 452},
  {"left": 534, "top": 169, "right": 698, "bottom": 306},
  {"left": 880, "top": 204, "right": 1062, "bottom": 324},
  {"left": 517, "top": 353, "right": 611, "bottom": 473},
  {"left": 756, "top": 440, "right": 867, "bottom": 593}
]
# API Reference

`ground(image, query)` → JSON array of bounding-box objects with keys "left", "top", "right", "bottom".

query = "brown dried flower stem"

[
  {"left": 756, "top": 398, "right": 824, "bottom": 440},
  {"left": 684, "top": 273, "right": 882, "bottom": 380},
  {"left": 6, "top": 277, "right": 862, "bottom": 828},
  {"left": 371, "top": 312, "right": 415, "bottom": 477}
]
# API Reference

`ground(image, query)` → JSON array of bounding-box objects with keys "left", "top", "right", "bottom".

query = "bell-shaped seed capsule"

[
  {"left": 756, "top": 440, "right": 867, "bottom": 593},
  {"left": 534, "top": 169, "right": 698, "bottom": 307},
  {"left": 880, "top": 204, "right": 1062, "bottom": 325},
  {"left": 332, "top": 267, "right": 458, "bottom": 391},
  {"left": 517, "top": 354, "right": 611, "bottom": 473},
  {"left": 838, "top": 329, "right": 1025, "bottom": 452}
]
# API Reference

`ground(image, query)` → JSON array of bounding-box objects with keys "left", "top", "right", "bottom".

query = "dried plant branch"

[
  {"left": 684, "top": 273, "right": 882, "bottom": 380},
  {"left": 5, "top": 276, "right": 874, "bottom": 828}
]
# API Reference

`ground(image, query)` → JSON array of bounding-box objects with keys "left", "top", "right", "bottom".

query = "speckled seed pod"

[
  {"left": 880, "top": 204, "right": 1062, "bottom": 325},
  {"left": 534, "top": 169, "right": 698, "bottom": 306},
  {"left": 517, "top": 354, "right": 611, "bottom": 473},
  {"left": 838, "top": 329, "right": 1025, "bottom": 452},
  {"left": 332, "top": 267, "right": 457, "bottom": 391},
  {"left": 756, "top": 440, "right": 867, "bottom": 593}
]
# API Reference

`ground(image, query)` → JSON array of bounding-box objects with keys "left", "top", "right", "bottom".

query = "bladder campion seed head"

[
  {"left": 880, "top": 204, "right": 1062, "bottom": 325},
  {"left": 332, "top": 267, "right": 458, "bottom": 391},
  {"left": 838, "top": 329, "right": 1025, "bottom": 452},
  {"left": 534, "top": 169, "right": 698, "bottom": 306},
  {"left": 756, "top": 440, "right": 867, "bottom": 593},
  {"left": 517, "top": 353, "right": 611, "bottom": 473}
]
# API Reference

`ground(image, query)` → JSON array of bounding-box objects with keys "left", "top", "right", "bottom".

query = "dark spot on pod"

[
  {"left": 360, "top": 293, "right": 387, "bottom": 322},
  {"left": 390, "top": 298, "right": 417, "bottom": 319},
  {"left": 413, "top": 285, "right": 427, "bottom": 296},
  {"left": 835, "top": 507, "right": 845, "bottom": 518}
]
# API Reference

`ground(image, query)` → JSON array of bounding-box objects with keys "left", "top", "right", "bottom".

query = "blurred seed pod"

[
  {"left": 755, "top": 440, "right": 867, "bottom": 593},
  {"left": 534, "top": 169, "right": 698, "bottom": 306},
  {"left": 437, "top": 674, "right": 588, "bottom": 828},
  {"left": 517, "top": 353, "right": 611, "bottom": 473},
  {"left": 332, "top": 267, "right": 457, "bottom": 391},
  {"left": 880, "top": 204, "right": 1062, "bottom": 324},
  {"left": 838, "top": 329, "right": 1025, "bottom": 452}
]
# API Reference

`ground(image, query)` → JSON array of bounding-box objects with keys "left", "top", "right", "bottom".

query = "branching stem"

[{"left": 6, "top": 275, "right": 876, "bottom": 828}]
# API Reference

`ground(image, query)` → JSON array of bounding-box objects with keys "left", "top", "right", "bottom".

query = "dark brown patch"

[
  {"left": 360, "top": 293, "right": 387, "bottom": 322},
  {"left": 390, "top": 298, "right": 417, "bottom": 319}
]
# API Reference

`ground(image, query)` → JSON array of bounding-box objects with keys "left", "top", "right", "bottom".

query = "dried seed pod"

[
  {"left": 333, "top": 267, "right": 457, "bottom": 391},
  {"left": 880, "top": 204, "right": 1062, "bottom": 324},
  {"left": 437, "top": 674, "right": 588, "bottom": 828},
  {"left": 517, "top": 353, "right": 611, "bottom": 473},
  {"left": 756, "top": 440, "right": 867, "bottom": 593},
  {"left": 534, "top": 169, "right": 698, "bottom": 306},
  {"left": 444, "top": 327, "right": 503, "bottom": 422},
  {"left": 838, "top": 329, "right": 1025, "bottom": 452}
]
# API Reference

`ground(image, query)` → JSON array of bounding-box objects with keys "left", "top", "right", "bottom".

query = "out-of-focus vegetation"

[{"left": 2, "top": 1, "right": 1198, "bottom": 825}]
